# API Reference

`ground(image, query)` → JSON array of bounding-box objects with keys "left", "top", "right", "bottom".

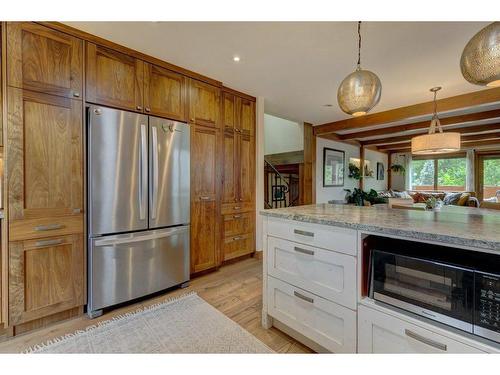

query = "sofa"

[{"left": 379, "top": 190, "right": 480, "bottom": 208}]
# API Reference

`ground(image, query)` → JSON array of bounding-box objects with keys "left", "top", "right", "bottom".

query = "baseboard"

[
  {"left": 272, "top": 319, "right": 329, "bottom": 353},
  {"left": 254, "top": 250, "right": 263, "bottom": 260}
]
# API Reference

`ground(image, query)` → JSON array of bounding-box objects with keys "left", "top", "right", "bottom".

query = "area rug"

[{"left": 26, "top": 292, "right": 273, "bottom": 353}]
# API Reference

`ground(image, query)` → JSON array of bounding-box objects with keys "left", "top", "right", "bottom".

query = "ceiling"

[{"left": 65, "top": 21, "right": 490, "bottom": 125}]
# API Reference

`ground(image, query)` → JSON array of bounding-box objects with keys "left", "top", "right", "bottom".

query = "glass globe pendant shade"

[
  {"left": 460, "top": 22, "right": 500, "bottom": 87},
  {"left": 337, "top": 68, "right": 382, "bottom": 116}
]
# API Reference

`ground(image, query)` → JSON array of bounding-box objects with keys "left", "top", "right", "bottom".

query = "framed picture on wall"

[
  {"left": 323, "top": 148, "right": 345, "bottom": 187},
  {"left": 377, "top": 162, "right": 385, "bottom": 180}
]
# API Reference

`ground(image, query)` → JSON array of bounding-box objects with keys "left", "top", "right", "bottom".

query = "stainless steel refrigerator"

[{"left": 87, "top": 105, "right": 190, "bottom": 318}]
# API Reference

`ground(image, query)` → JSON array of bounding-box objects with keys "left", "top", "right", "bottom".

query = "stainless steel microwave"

[{"left": 368, "top": 240, "right": 500, "bottom": 344}]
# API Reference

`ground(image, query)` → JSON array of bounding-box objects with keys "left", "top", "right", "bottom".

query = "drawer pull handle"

[
  {"left": 35, "top": 239, "right": 64, "bottom": 247},
  {"left": 200, "top": 196, "right": 211, "bottom": 201},
  {"left": 233, "top": 214, "right": 242, "bottom": 219},
  {"left": 233, "top": 236, "right": 243, "bottom": 241},
  {"left": 293, "top": 229, "right": 314, "bottom": 237},
  {"left": 404, "top": 329, "right": 447, "bottom": 351},
  {"left": 293, "top": 291, "right": 314, "bottom": 304},
  {"left": 294, "top": 246, "right": 314, "bottom": 256},
  {"left": 234, "top": 206, "right": 241, "bottom": 210},
  {"left": 34, "top": 223, "right": 64, "bottom": 231}
]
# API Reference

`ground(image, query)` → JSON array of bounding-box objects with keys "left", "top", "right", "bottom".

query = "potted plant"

[
  {"left": 348, "top": 163, "right": 362, "bottom": 180},
  {"left": 344, "top": 188, "right": 388, "bottom": 206},
  {"left": 389, "top": 164, "right": 406, "bottom": 175}
]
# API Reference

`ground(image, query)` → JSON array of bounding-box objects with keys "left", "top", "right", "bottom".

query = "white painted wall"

[
  {"left": 264, "top": 114, "right": 303, "bottom": 155},
  {"left": 316, "top": 138, "right": 360, "bottom": 203},
  {"left": 391, "top": 153, "right": 408, "bottom": 191},
  {"left": 364, "top": 149, "right": 389, "bottom": 192}
]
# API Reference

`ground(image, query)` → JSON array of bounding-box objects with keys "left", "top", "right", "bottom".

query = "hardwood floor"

[{"left": 0, "top": 257, "right": 313, "bottom": 353}]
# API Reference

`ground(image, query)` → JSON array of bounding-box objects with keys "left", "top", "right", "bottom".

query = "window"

[
  {"left": 477, "top": 152, "right": 500, "bottom": 202},
  {"left": 411, "top": 155, "right": 466, "bottom": 191}
]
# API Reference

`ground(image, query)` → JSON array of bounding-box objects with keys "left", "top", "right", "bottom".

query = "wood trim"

[
  {"left": 385, "top": 139, "right": 500, "bottom": 153},
  {"left": 265, "top": 150, "right": 304, "bottom": 165},
  {"left": 37, "top": 22, "right": 222, "bottom": 88},
  {"left": 303, "top": 122, "right": 315, "bottom": 204},
  {"left": 378, "top": 134, "right": 500, "bottom": 151},
  {"left": 339, "top": 109, "right": 500, "bottom": 140},
  {"left": 361, "top": 123, "right": 500, "bottom": 146},
  {"left": 359, "top": 146, "right": 365, "bottom": 190},
  {"left": 387, "top": 151, "right": 392, "bottom": 190},
  {"left": 222, "top": 86, "right": 256, "bottom": 102},
  {"left": 1, "top": 22, "right": 7, "bottom": 327},
  {"left": 314, "top": 88, "right": 500, "bottom": 135}
]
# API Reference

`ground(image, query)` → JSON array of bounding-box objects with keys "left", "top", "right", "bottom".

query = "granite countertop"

[{"left": 261, "top": 204, "right": 500, "bottom": 252}]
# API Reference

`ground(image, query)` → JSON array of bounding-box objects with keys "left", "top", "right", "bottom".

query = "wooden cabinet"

[
  {"left": 189, "top": 79, "right": 220, "bottom": 128},
  {"left": 220, "top": 92, "right": 255, "bottom": 261},
  {"left": 6, "top": 22, "right": 83, "bottom": 100},
  {"left": 190, "top": 125, "right": 219, "bottom": 273},
  {"left": 144, "top": 63, "right": 187, "bottom": 121},
  {"left": 6, "top": 88, "right": 83, "bottom": 224},
  {"left": 9, "top": 234, "right": 84, "bottom": 325},
  {"left": 86, "top": 42, "right": 144, "bottom": 111}
]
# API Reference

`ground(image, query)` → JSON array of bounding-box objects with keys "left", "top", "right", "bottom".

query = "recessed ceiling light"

[{"left": 233, "top": 56, "right": 241, "bottom": 62}]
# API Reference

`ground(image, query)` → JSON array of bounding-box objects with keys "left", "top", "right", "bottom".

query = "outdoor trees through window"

[{"left": 411, "top": 156, "right": 466, "bottom": 191}]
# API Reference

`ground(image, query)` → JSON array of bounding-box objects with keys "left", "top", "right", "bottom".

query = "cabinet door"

[
  {"left": 189, "top": 79, "right": 220, "bottom": 128},
  {"left": 223, "top": 232, "right": 254, "bottom": 261},
  {"left": 144, "top": 63, "right": 187, "bottom": 121},
  {"left": 9, "top": 234, "right": 84, "bottom": 325},
  {"left": 238, "top": 133, "right": 254, "bottom": 205},
  {"left": 7, "top": 88, "right": 83, "bottom": 223},
  {"left": 190, "top": 125, "right": 218, "bottom": 273},
  {"left": 223, "top": 92, "right": 236, "bottom": 131},
  {"left": 222, "top": 129, "right": 238, "bottom": 204},
  {"left": 7, "top": 22, "right": 83, "bottom": 100},
  {"left": 86, "top": 43, "right": 144, "bottom": 111},
  {"left": 236, "top": 97, "right": 255, "bottom": 136}
]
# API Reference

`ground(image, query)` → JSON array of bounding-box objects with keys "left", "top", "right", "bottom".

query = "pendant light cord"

[{"left": 357, "top": 21, "right": 362, "bottom": 69}]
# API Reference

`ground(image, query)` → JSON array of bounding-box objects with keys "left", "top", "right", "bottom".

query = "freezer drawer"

[{"left": 88, "top": 226, "right": 189, "bottom": 314}]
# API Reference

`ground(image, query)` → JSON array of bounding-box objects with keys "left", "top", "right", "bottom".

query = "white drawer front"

[
  {"left": 358, "top": 305, "right": 485, "bottom": 353},
  {"left": 267, "top": 218, "right": 357, "bottom": 256},
  {"left": 267, "top": 276, "right": 357, "bottom": 353},
  {"left": 267, "top": 237, "right": 357, "bottom": 310}
]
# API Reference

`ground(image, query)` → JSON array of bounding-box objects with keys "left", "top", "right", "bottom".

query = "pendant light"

[
  {"left": 411, "top": 87, "right": 461, "bottom": 155},
  {"left": 337, "top": 21, "right": 382, "bottom": 117},
  {"left": 460, "top": 22, "right": 500, "bottom": 87}
]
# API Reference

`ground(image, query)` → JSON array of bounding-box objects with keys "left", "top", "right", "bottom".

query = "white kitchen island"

[{"left": 260, "top": 204, "right": 500, "bottom": 353}]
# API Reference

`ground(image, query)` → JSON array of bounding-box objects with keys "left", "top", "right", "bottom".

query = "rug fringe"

[{"left": 23, "top": 291, "right": 198, "bottom": 353}]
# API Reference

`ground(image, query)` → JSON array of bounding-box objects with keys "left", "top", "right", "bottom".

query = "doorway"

[{"left": 476, "top": 151, "right": 500, "bottom": 202}]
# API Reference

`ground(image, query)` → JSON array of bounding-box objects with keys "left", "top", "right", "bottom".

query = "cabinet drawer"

[
  {"left": 267, "top": 237, "right": 356, "bottom": 310},
  {"left": 358, "top": 304, "right": 486, "bottom": 353},
  {"left": 221, "top": 202, "right": 254, "bottom": 215},
  {"left": 223, "top": 212, "right": 253, "bottom": 237},
  {"left": 9, "top": 215, "right": 83, "bottom": 241},
  {"left": 267, "top": 276, "right": 356, "bottom": 353},
  {"left": 267, "top": 218, "right": 357, "bottom": 256},
  {"left": 223, "top": 233, "right": 254, "bottom": 261}
]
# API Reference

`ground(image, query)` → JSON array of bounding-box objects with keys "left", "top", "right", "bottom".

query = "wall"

[
  {"left": 316, "top": 138, "right": 360, "bottom": 203},
  {"left": 364, "top": 149, "right": 388, "bottom": 192},
  {"left": 390, "top": 153, "right": 407, "bottom": 191},
  {"left": 264, "top": 114, "right": 303, "bottom": 155},
  {"left": 255, "top": 97, "right": 265, "bottom": 252}
]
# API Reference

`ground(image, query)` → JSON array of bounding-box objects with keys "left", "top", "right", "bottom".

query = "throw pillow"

[
  {"left": 457, "top": 193, "right": 470, "bottom": 206},
  {"left": 411, "top": 192, "right": 427, "bottom": 203},
  {"left": 443, "top": 192, "right": 462, "bottom": 205}
]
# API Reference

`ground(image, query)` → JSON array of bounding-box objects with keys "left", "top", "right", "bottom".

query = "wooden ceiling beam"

[
  {"left": 386, "top": 138, "right": 500, "bottom": 154},
  {"left": 338, "top": 109, "right": 500, "bottom": 140},
  {"left": 360, "top": 123, "right": 500, "bottom": 146},
  {"left": 313, "top": 87, "right": 500, "bottom": 135}
]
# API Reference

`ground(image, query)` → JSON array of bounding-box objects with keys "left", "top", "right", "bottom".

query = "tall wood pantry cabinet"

[
  {"left": 221, "top": 91, "right": 256, "bottom": 261},
  {"left": 5, "top": 22, "right": 85, "bottom": 328}
]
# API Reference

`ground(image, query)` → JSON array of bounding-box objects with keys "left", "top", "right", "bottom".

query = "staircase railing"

[{"left": 264, "top": 159, "right": 299, "bottom": 209}]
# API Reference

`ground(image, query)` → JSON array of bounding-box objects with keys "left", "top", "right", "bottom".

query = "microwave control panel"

[{"left": 475, "top": 273, "right": 500, "bottom": 333}]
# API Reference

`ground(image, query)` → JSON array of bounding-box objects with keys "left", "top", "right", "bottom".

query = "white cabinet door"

[
  {"left": 358, "top": 304, "right": 486, "bottom": 353},
  {"left": 267, "top": 218, "right": 357, "bottom": 256},
  {"left": 267, "top": 276, "right": 357, "bottom": 353},
  {"left": 267, "top": 237, "right": 357, "bottom": 310}
]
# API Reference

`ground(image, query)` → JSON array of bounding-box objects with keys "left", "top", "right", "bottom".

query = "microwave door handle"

[
  {"left": 139, "top": 124, "right": 147, "bottom": 220},
  {"left": 151, "top": 126, "right": 159, "bottom": 220}
]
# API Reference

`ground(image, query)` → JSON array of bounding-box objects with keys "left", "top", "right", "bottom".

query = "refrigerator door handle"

[
  {"left": 151, "top": 126, "right": 159, "bottom": 219},
  {"left": 139, "top": 124, "right": 147, "bottom": 220},
  {"left": 94, "top": 226, "right": 189, "bottom": 246}
]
